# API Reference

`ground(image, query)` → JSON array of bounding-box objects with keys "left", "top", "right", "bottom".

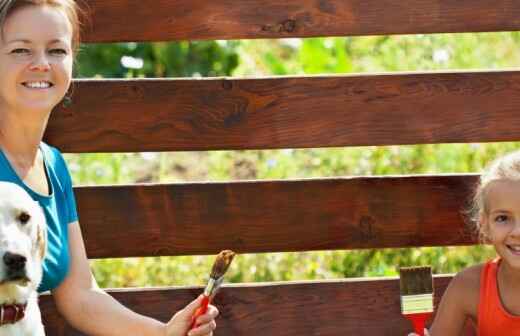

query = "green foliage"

[
  {"left": 75, "top": 41, "right": 239, "bottom": 78},
  {"left": 72, "top": 142, "right": 520, "bottom": 288},
  {"left": 234, "top": 32, "right": 520, "bottom": 76},
  {"left": 69, "top": 33, "right": 520, "bottom": 288}
]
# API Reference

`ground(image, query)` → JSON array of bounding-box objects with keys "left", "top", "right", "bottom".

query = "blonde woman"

[{"left": 0, "top": 1, "right": 218, "bottom": 335}]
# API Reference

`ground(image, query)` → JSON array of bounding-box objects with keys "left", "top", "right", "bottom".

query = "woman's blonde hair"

[
  {"left": 0, "top": 0, "right": 82, "bottom": 53},
  {"left": 469, "top": 150, "right": 520, "bottom": 240}
]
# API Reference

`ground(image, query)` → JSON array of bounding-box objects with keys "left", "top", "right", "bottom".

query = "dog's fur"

[{"left": 0, "top": 182, "right": 47, "bottom": 335}]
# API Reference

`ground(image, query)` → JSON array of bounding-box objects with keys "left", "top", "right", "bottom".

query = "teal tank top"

[{"left": 0, "top": 142, "right": 78, "bottom": 292}]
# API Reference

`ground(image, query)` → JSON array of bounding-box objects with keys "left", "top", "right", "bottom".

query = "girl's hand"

[
  {"left": 165, "top": 295, "right": 219, "bottom": 336},
  {"left": 407, "top": 329, "right": 430, "bottom": 336}
]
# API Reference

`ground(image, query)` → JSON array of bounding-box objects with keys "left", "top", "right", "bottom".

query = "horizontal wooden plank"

[
  {"left": 41, "top": 275, "right": 476, "bottom": 335},
  {"left": 45, "top": 71, "right": 520, "bottom": 153},
  {"left": 75, "top": 174, "right": 479, "bottom": 259},
  {"left": 80, "top": 0, "right": 520, "bottom": 42}
]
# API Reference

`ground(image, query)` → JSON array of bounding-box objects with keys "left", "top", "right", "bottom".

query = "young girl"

[
  {"left": 410, "top": 150, "right": 520, "bottom": 335},
  {"left": 0, "top": 1, "right": 218, "bottom": 335}
]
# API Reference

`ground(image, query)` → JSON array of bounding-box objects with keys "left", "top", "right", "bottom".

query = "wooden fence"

[{"left": 40, "top": 1, "right": 520, "bottom": 334}]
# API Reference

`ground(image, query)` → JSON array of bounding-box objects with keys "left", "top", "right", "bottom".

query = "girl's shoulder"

[
  {"left": 429, "top": 264, "right": 483, "bottom": 333},
  {"left": 454, "top": 263, "right": 483, "bottom": 287},
  {"left": 449, "top": 263, "right": 484, "bottom": 319}
]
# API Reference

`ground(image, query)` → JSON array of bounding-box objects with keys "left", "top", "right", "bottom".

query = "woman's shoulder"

[
  {"left": 39, "top": 142, "right": 73, "bottom": 187},
  {"left": 40, "top": 142, "right": 67, "bottom": 167},
  {"left": 40, "top": 142, "right": 62, "bottom": 158}
]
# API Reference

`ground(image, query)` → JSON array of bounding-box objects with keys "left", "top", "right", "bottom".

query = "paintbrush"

[
  {"left": 190, "top": 250, "right": 235, "bottom": 330},
  {"left": 399, "top": 266, "right": 434, "bottom": 336}
]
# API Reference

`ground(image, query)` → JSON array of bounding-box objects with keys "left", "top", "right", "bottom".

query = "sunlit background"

[{"left": 68, "top": 33, "right": 519, "bottom": 288}]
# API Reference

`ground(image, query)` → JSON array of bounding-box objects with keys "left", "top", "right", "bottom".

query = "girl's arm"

[
  {"left": 427, "top": 266, "right": 480, "bottom": 336},
  {"left": 52, "top": 222, "right": 218, "bottom": 336}
]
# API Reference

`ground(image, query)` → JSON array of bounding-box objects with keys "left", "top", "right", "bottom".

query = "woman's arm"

[{"left": 52, "top": 222, "right": 218, "bottom": 336}]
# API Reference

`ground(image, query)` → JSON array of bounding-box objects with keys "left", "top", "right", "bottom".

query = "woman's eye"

[
  {"left": 11, "top": 48, "right": 30, "bottom": 54},
  {"left": 49, "top": 48, "right": 67, "bottom": 55}
]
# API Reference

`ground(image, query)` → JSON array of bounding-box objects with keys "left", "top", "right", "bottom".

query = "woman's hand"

[
  {"left": 166, "top": 295, "right": 219, "bottom": 336},
  {"left": 407, "top": 329, "right": 430, "bottom": 336}
]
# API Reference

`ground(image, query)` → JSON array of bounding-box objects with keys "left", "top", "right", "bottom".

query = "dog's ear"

[
  {"left": 34, "top": 204, "right": 47, "bottom": 260},
  {"left": 37, "top": 222, "right": 47, "bottom": 260}
]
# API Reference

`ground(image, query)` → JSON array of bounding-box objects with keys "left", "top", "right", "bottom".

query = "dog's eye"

[{"left": 17, "top": 212, "right": 31, "bottom": 224}]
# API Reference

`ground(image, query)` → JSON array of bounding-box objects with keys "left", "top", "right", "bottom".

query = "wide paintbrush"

[
  {"left": 190, "top": 250, "right": 235, "bottom": 330},
  {"left": 399, "top": 266, "right": 434, "bottom": 336}
]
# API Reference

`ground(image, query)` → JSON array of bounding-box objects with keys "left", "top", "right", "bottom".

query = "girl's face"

[
  {"left": 0, "top": 5, "right": 73, "bottom": 115},
  {"left": 482, "top": 179, "right": 520, "bottom": 270}
]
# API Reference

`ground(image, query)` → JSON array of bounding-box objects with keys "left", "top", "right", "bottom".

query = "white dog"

[{"left": 0, "top": 182, "right": 46, "bottom": 336}]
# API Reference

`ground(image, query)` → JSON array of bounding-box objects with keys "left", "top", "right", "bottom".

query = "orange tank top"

[{"left": 478, "top": 258, "right": 520, "bottom": 335}]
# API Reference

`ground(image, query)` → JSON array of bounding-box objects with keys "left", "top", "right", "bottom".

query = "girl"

[
  {"left": 410, "top": 150, "right": 520, "bottom": 335},
  {"left": 0, "top": 1, "right": 218, "bottom": 335}
]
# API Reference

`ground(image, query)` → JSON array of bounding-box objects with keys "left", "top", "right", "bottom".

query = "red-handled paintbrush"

[
  {"left": 189, "top": 250, "right": 235, "bottom": 331},
  {"left": 399, "top": 266, "right": 434, "bottom": 336}
]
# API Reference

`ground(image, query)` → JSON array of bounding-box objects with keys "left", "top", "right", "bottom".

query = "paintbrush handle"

[
  {"left": 405, "top": 312, "right": 432, "bottom": 336},
  {"left": 189, "top": 295, "right": 210, "bottom": 330}
]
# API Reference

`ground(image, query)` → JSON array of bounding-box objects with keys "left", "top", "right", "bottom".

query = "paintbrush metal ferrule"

[
  {"left": 203, "top": 276, "right": 224, "bottom": 297},
  {"left": 401, "top": 293, "right": 434, "bottom": 314},
  {"left": 203, "top": 278, "right": 216, "bottom": 297}
]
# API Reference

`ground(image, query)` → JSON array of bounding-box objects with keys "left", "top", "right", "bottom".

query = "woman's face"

[{"left": 0, "top": 5, "right": 73, "bottom": 115}]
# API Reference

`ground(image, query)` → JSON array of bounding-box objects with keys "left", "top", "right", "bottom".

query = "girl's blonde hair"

[
  {"left": 470, "top": 150, "right": 520, "bottom": 240},
  {"left": 0, "top": 0, "right": 82, "bottom": 53}
]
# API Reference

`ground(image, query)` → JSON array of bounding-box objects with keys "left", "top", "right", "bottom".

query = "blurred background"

[{"left": 69, "top": 33, "right": 520, "bottom": 288}]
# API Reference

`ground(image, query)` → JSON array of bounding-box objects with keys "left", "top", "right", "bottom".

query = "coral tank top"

[{"left": 478, "top": 258, "right": 520, "bottom": 335}]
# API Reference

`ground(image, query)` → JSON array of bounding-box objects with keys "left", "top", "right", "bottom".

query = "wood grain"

[
  {"left": 73, "top": 174, "right": 479, "bottom": 259},
  {"left": 79, "top": 0, "right": 520, "bottom": 42},
  {"left": 46, "top": 71, "right": 520, "bottom": 153},
  {"left": 41, "top": 275, "right": 476, "bottom": 335}
]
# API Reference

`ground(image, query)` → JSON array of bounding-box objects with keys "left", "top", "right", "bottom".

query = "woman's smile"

[{"left": 22, "top": 81, "right": 54, "bottom": 89}]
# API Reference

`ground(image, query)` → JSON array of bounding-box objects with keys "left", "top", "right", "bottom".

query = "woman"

[{"left": 0, "top": 1, "right": 218, "bottom": 335}]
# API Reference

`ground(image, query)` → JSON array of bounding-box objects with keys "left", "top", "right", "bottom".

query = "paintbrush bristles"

[
  {"left": 210, "top": 250, "right": 235, "bottom": 279},
  {"left": 399, "top": 266, "right": 433, "bottom": 296}
]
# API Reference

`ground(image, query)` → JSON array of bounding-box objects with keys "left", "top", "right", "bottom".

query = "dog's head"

[{"left": 0, "top": 182, "right": 47, "bottom": 293}]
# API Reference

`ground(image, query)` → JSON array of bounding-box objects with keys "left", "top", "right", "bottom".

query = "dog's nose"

[{"left": 3, "top": 252, "right": 26, "bottom": 272}]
